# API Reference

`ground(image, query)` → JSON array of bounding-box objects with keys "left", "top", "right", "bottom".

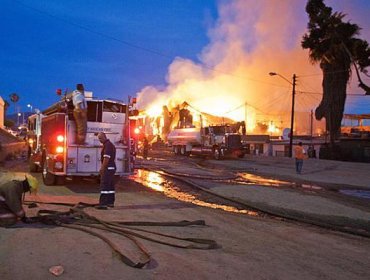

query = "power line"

[
  {"left": 13, "top": 0, "right": 292, "bottom": 90},
  {"left": 297, "top": 91, "right": 367, "bottom": 97},
  {"left": 13, "top": 0, "right": 174, "bottom": 59},
  {"left": 299, "top": 68, "right": 370, "bottom": 78},
  {"left": 14, "top": 0, "right": 369, "bottom": 109},
  {"left": 298, "top": 80, "right": 322, "bottom": 94}
]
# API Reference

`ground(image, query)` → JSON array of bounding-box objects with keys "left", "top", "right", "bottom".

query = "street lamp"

[
  {"left": 269, "top": 72, "right": 297, "bottom": 158},
  {"left": 17, "top": 112, "right": 21, "bottom": 126},
  {"left": 27, "top": 104, "right": 33, "bottom": 112}
]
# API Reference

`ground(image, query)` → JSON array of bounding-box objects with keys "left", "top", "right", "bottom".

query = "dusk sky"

[{"left": 1, "top": 0, "right": 369, "bottom": 118}]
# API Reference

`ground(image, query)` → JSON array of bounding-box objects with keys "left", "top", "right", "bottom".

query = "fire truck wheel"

[
  {"left": 29, "top": 162, "right": 39, "bottom": 173},
  {"left": 55, "top": 176, "right": 66, "bottom": 185},
  {"left": 180, "top": 146, "right": 186, "bottom": 156},
  {"left": 42, "top": 160, "right": 56, "bottom": 186},
  {"left": 220, "top": 148, "right": 226, "bottom": 159},
  {"left": 173, "top": 145, "right": 179, "bottom": 155}
]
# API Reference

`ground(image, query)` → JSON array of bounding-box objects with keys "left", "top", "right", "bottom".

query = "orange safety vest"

[{"left": 294, "top": 146, "right": 306, "bottom": 160}]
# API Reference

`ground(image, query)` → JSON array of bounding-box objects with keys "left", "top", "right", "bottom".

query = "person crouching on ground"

[
  {"left": 294, "top": 142, "right": 306, "bottom": 174},
  {"left": 96, "top": 132, "right": 116, "bottom": 210},
  {"left": 0, "top": 175, "right": 39, "bottom": 226}
]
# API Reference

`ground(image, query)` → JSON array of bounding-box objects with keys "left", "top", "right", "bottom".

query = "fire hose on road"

[{"left": 20, "top": 202, "right": 218, "bottom": 269}]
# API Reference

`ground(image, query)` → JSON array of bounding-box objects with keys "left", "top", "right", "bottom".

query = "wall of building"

[{"left": 271, "top": 141, "right": 322, "bottom": 158}]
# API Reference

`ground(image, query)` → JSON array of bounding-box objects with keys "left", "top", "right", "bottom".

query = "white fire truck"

[
  {"left": 27, "top": 92, "right": 134, "bottom": 185},
  {"left": 167, "top": 125, "right": 246, "bottom": 160}
]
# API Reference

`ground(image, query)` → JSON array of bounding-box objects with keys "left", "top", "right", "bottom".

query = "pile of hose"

[{"left": 23, "top": 202, "right": 218, "bottom": 268}]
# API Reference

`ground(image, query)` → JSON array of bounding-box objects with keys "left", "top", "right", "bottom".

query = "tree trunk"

[{"left": 315, "top": 62, "right": 349, "bottom": 158}]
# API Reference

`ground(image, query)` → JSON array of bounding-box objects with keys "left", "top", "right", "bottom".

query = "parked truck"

[
  {"left": 167, "top": 109, "right": 246, "bottom": 159},
  {"left": 27, "top": 91, "right": 134, "bottom": 185}
]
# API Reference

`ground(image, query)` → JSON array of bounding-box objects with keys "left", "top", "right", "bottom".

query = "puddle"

[
  {"left": 132, "top": 169, "right": 258, "bottom": 216},
  {"left": 299, "top": 184, "right": 322, "bottom": 190},
  {"left": 237, "top": 173, "right": 292, "bottom": 187},
  {"left": 339, "top": 190, "right": 370, "bottom": 200},
  {"left": 237, "top": 173, "right": 324, "bottom": 192}
]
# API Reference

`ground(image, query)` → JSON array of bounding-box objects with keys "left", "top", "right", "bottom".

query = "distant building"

[
  {"left": 0, "top": 96, "right": 4, "bottom": 128},
  {"left": 242, "top": 134, "right": 325, "bottom": 158}
]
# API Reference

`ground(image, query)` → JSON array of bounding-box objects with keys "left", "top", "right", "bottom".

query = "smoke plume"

[{"left": 137, "top": 0, "right": 369, "bottom": 133}]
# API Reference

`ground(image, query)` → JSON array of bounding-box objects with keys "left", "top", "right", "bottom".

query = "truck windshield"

[
  {"left": 212, "top": 126, "right": 226, "bottom": 135},
  {"left": 67, "top": 100, "right": 126, "bottom": 122},
  {"left": 103, "top": 101, "right": 126, "bottom": 113}
]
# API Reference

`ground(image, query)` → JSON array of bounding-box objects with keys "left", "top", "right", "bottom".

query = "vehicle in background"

[{"left": 167, "top": 109, "right": 246, "bottom": 160}]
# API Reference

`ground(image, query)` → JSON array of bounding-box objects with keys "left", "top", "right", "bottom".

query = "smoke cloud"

[{"left": 137, "top": 0, "right": 369, "bottom": 133}]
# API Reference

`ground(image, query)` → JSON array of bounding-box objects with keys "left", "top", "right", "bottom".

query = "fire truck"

[
  {"left": 27, "top": 91, "right": 135, "bottom": 185},
  {"left": 167, "top": 108, "right": 245, "bottom": 160},
  {"left": 167, "top": 125, "right": 246, "bottom": 160}
]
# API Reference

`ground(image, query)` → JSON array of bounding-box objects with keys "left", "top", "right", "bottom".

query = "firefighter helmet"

[{"left": 26, "top": 174, "right": 39, "bottom": 193}]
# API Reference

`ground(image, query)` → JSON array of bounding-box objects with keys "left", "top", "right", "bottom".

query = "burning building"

[{"left": 135, "top": 0, "right": 328, "bottom": 141}]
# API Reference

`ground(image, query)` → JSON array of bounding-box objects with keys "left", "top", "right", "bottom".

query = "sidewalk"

[
  {"left": 195, "top": 155, "right": 370, "bottom": 235},
  {"left": 236, "top": 155, "right": 370, "bottom": 189},
  {"left": 143, "top": 152, "right": 370, "bottom": 235}
]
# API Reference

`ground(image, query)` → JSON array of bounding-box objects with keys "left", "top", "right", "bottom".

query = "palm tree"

[{"left": 301, "top": 0, "right": 370, "bottom": 156}]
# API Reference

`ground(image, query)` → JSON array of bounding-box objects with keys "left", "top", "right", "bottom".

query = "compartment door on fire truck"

[{"left": 76, "top": 147, "right": 99, "bottom": 172}]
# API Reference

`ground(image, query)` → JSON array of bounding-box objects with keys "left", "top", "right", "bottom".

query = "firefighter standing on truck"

[
  {"left": 0, "top": 175, "right": 39, "bottom": 226},
  {"left": 72, "top": 83, "right": 87, "bottom": 145},
  {"left": 96, "top": 132, "right": 116, "bottom": 210}
]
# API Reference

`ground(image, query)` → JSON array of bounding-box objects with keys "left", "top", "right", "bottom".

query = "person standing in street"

[
  {"left": 142, "top": 137, "right": 149, "bottom": 159},
  {"left": 96, "top": 132, "right": 116, "bottom": 209},
  {"left": 294, "top": 142, "right": 306, "bottom": 174},
  {"left": 0, "top": 174, "right": 39, "bottom": 226}
]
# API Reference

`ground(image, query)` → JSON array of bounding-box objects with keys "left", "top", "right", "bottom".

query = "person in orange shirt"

[{"left": 294, "top": 142, "right": 306, "bottom": 174}]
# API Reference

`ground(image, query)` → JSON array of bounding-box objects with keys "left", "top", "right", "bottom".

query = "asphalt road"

[{"left": 0, "top": 152, "right": 370, "bottom": 280}]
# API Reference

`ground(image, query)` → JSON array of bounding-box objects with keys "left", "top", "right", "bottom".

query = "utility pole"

[
  {"left": 288, "top": 74, "right": 296, "bottom": 158},
  {"left": 268, "top": 72, "right": 297, "bottom": 158},
  {"left": 310, "top": 109, "right": 313, "bottom": 144},
  {"left": 244, "top": 101, "right": 248, "bottom": 133}
]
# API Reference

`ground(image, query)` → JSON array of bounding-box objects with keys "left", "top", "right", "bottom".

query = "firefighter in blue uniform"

[{"left": 96, "top": 132, "right": 116, "bottom": 209}]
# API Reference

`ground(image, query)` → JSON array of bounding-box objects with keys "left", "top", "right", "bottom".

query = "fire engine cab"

[{"left": 27, "top": 91, "right": 134, "bottom": 185}]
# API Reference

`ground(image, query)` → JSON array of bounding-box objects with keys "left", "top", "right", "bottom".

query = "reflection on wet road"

[
  {"left": 237, "top": 173, "right": 323, "bottom": 191},
  {"left": 236, "top": 173, "right": 291, "bottom": 186},
  {"left": 237, "top": 172, "right": 370, "bottom": 200},
  {"left": 132, "top": 168, "right": 369, "bottom": 216},
  {"left": 132, "top": 169, "right": 258, "bottom": 215}
]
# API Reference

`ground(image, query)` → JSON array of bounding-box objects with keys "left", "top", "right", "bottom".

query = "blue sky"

[
  {"left": 1, "top": 0, "right": 217, "bottom": 113},
  {"left": 1, "top": 0, "right": 369, "bottom": 116}
]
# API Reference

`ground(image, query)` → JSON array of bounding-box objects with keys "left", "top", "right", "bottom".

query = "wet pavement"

[
  {"left": 1, "top": 152, "right": 370, "bottom": 236},
  {"left": 132, "top": 169, "right": 258, "bottom": 216},
  {"left": 1, "top": 152, "right": 370, "bottom": 279},
  {"left": 138, "top": 151, "right": 370, "bottom": 236},
  {"left": 339, "top": 189, "right": 370, "bottom": 200}
]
